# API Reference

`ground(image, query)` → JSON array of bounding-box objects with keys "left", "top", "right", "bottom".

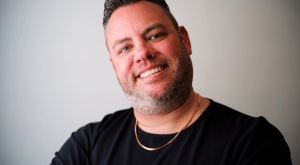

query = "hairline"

[{"left": 103, "top": 1, "right": 179, "bottom": 32}]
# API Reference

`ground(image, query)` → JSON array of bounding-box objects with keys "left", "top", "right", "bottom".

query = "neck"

[{"left": 134, "top": 87, "right": 210, "bottom": 134}]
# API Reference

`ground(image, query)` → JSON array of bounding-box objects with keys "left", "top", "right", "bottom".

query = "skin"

[{"left": 106, "top": 1, "right": 210, "bottom": 134}]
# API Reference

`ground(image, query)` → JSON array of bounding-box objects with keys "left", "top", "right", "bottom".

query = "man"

[{"left": 51, "top": 0, "right": 292, "bottom": 164}]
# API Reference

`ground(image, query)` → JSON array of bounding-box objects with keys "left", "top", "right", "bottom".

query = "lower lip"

[{"left": 138, "top": 67, "right": 168, "bottom": 80}]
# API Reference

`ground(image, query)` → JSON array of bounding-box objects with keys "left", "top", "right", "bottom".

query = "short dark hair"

[{"left": 103, "top": 0, "right": 179, "bottom": 30}]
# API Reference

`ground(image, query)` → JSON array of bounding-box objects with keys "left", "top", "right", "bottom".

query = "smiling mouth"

[{"left": 138, "top": 66, "right": 167, "bottom": 78}]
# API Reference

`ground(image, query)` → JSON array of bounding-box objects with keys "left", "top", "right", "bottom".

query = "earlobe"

[
  {"left": 178, "top": 26, "right": 192, "bottom": 55},
  {"left": 109, "top": 56, "right": 116, "bottom": 72}
]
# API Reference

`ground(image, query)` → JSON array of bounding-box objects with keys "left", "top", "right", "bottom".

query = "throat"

[{"left": 133, "top": 91, "right": 202, "bottom": 135}]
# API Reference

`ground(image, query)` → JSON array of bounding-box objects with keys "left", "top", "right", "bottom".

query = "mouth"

[{"left": 137, "top": 66, "right": 167, "bottom": 78}]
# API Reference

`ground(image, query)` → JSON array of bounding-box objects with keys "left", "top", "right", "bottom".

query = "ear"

[
  {"left": 178, "top": 26, "right": 192, "bottom": 55},
  {"left": 109, "top": 56, "right": 116, "bottom": 72}
]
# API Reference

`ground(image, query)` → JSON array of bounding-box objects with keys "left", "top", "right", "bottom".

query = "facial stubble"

[{"left": 117, "top": 42, "right": 193, "bottom": 115}]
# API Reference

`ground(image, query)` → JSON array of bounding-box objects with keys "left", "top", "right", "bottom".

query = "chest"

[{"left": 89, "top": 125, "right": 246, "bottom": 165}]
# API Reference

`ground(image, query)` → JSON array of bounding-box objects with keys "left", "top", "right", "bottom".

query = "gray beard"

[{"left": 118, "top": 43, "right": 193, "bottom": 115}]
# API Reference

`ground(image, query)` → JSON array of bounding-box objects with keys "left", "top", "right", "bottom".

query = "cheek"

[
  {"left": 114, "top": 56, "right": 134, "bottom": 79},
  {"left": 155, "top": 38, "right": 183, "bottom": 72},
  {"left": 155, "top": 37, "right": 181, "bottom": 56}
]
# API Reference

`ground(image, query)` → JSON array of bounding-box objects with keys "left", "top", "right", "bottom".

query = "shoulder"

[
  {"left": 78, "top": 107, "right": 133, "bottom": 137},
  {"left": 51, "top": 108, "right": 133, "bottom": 164},
  {"left": 205, "top": 99, "right": 275, "bottom": 132},
  {"left": 203, "top": 99, "right": 291, "bottom": 164},
  {"left": 202, "top": 99, "right": 286, "bottom": 148}
]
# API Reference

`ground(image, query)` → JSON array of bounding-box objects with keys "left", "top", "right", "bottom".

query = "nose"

[{"left": 133, "top": 41, "right": 155, "bottom": 63}]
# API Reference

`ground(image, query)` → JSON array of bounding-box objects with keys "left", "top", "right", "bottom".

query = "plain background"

[{"left": 0, "top": 0, "right": 299, "bottom": 164}]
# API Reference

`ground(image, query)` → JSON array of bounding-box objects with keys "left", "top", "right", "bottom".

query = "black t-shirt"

[{"left": 51, "top": 99, "right": 292, "bottom": 165}]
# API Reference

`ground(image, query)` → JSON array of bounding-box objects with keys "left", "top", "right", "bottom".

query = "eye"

[
  {"left": 149, "top": 34, "right": 160, "bottom": 40},
  {"left": 119, "top": 46, "right": 131, "bottom": 53},
  {"left": 147, "top": 32, "right": 167, "bottom": 41},
  {"left": 121, "top": 47, "right": 128, "bottom": 52}
]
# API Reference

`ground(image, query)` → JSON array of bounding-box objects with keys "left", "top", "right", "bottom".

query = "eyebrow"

[
  {"left": 112, "top": 37, "right": 132, "bottom": 50},
  {"left": 112, "top": 23, "right": 167, "bottom": 50},
  {"left": 141, "top": 23, "right": 167, "bottom": 37}
]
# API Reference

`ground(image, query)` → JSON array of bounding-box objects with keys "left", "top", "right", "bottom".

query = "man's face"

[{"left": 106, "top": 1, "right": 193, "bottom": 114}]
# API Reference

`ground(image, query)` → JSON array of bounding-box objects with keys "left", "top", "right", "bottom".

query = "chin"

[{"left": 142, "top": 85, "right": 168, "bottom": 98}]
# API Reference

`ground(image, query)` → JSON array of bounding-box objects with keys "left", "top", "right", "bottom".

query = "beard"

[{"left": 117, "top": 42, "right": 193, "bottom": 115}]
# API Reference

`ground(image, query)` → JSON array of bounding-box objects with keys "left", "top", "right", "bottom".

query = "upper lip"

[{"left": 136, "top": 64, "right": 167, "bottom": 77}]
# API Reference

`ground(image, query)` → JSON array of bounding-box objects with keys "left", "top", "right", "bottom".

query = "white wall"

[{"left": 0, "top": 0, "right": 299, "bottom": 164}]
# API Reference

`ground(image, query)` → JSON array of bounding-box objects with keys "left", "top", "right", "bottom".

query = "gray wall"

[{"left": 0, "top": 1, "right": 299, "bottom": 164}]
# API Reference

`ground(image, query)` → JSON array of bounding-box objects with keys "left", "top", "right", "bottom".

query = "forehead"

[{"left": 105, "top": 1, "right": 174, "bottom": 49}]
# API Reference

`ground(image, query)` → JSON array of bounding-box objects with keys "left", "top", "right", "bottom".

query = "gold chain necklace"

[{"left": 134, "top": 93, "right": 201, "bottom": 151}]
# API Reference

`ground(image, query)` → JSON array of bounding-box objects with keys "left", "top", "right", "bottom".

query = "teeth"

[{"left": 139, "top": 66, "right": 165, "bottom": 78}]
